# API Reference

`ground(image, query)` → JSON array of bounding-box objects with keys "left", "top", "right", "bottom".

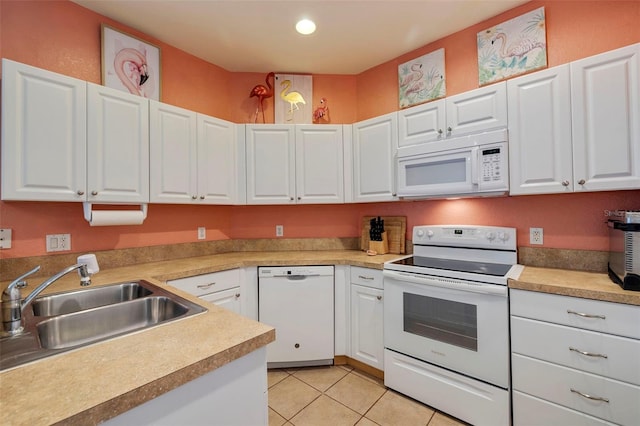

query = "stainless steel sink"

[
  {"left": 37, "top": 296, "right": 188, "bottom": 349},
  {"left": 32, "top": 282, "right": 153, "bottom": 316},
  {"left": 0, "top": 280, "right": 206, "bottom": 370}
]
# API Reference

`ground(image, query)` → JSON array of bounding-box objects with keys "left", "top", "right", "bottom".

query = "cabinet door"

[
  {"left": 508, "top": 65, "right": 573, "bottom": 195},
  {"left": 201, "top": 287, "right": 242, "bottom": 315},
  {"left": 295, "top": 125, "right": 344, "bottom": 203},
  {"left": 446, "top": 81, "right": 507, "bottom": 137},
  {"left": 246, "top": 124, "right": 295, "bottom": 204},
  {"left": 571, "top": 43, "right": 640, "bottom": 191},
  {"left": 398, "top": 99, "right": 446, "bottom": 147},
  {"left": 149, "top": 101, "right": 197, "bottom": 203},
  {"left": 197, "top": 114, "right": 244, "bottom": 204},
  {"left": 87, "top": 83, "right": 149, "bottom": 203},
  {"left": 350, "top": 284, "right": 384, "bottom": 370},
  {"left": 1, "top": 59, "right": 86, "bottom": 201},
  {"left": 352, "top": 112, "right": 398, "bottom": 203}
]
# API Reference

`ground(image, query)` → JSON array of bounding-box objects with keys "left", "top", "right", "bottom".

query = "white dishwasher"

[{"left": 258, "top": 266, "right": 334, "bottom": 368}]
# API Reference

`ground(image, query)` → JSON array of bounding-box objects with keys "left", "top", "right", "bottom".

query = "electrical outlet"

[
  {"left": 530, "top": 227, "right": 543, "bottom": 245},
  {"left": 197, "top": 227, "right": 206, "bottom": 240},
  {"left": 276, "top": 225, "right": 284, "bottom": 237},
  {"left": 46, "top": 234, "right": 71, "bottom": 252}
]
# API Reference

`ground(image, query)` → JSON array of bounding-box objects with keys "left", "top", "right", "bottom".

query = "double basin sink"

[{"left": 0, "top": 280, "right": 207, "bottom": 371}]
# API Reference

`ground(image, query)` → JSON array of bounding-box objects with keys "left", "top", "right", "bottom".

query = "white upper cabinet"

[
  {"left": 149, "top": 101, "right": 198, "bottom": 203},
  {"left": 295, "top": 125, "right": 344, "bottom": 204},
  {"left": 197, "top": 114, "right": 246, "bottom": 204},
  {"left": 352, "top": 112, "right": 398, "bottom": 202},
  {"left": 87, "top": 83, "right": 149, "bottom": 203},
  {"left": 398, "top": 82, "right": 507, "bottom": 148},
  {"left": 570, "top": 43, "right": 640, "bottom": 192},
  {"left": 508, "top": 65, "right": 573, "bottom": 195},
  {"left": 246, "top": 124, "right": 296, "bottom": 204},
  {"left": 246, "top": 124, "right": 344, "bottom": 204},
  {"left": 2, "top": 59, "right": 87, "bottom": 201}
]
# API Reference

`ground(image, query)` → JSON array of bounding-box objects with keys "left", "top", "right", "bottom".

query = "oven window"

[{"left": 403, "top": 292, "right": 478, "bottom": 351}]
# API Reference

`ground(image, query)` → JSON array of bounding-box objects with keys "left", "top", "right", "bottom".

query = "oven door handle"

[{"left": 383, "top": 270, "right": 508, "bottom": 296}]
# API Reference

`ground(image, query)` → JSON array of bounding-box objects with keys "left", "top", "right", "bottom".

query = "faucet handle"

[{"left": 7, "top": 266, "right": 41, "bottom": 291}]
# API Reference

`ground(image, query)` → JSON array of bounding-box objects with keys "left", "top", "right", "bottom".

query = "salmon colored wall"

[
  {"left": 357, "top": 0, "right": 640, "bottom": 120},
  {"left": 1, "top": 0, "right": 639, "bottom": 259}
]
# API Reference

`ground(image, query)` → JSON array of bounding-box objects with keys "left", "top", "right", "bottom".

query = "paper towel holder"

[{"left": 83, "top": 203, "right": 148, "bottom": 226}]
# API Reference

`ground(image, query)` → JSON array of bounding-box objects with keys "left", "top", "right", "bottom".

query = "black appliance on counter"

[{"left": 607, "top": 210, "right": 640, "bottom": 291}]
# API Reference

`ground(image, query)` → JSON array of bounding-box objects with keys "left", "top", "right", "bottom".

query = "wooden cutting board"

[{"left": 361, "top": 216, "right": 407, "bottom": 254}]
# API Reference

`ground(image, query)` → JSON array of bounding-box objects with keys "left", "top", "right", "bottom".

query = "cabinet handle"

[
  {"left": 197, "top": 283, "right": 215, "bottom": 289},
  {"left": 358, "top": 275, "right": 374, "bottom": 280},
  {"left": 297, "top": 196, "right": 301, "bottom": 200},
  {"left": 578, "top": 179, "right": 586, "bottom": 185},
  {"left": 447, "top": 126, "right": 452, "bottom": 133},
  {"left": 290, "top": 197, "right": 294, "bottom": 201},
  {"left": 437, "top": 129, "right": 443, "bottom": 135},
  {"left": 569, "top": 347, "right": 608, "bottom": 359},
  {"left": 377, "top": 295, "right": 382, "bottom": 300},
  {"left": 235, "top": 293, "right": 240, "bottom": 298},
  {"left": 77, "top": 190, "right": 85, "bottom": 196},
  {"left": 570, "top": 388, "right": 609, "bottom": 403},
  {"left": 192, "top": 195, "right": 197, "bottom": 200},
  {"left": 91, "top": 190, "right": 98, "bottom": 196},
  {"left": 200, "top": 195, "right": 205, "bottom": 200},
  {"left": 561, "top": 180, "right": 570, "bottom": 186},
  {"left": 567, "top": 310, "right": 605, "bottom": 320}
]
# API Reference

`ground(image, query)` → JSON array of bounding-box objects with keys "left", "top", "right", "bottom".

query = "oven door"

[{"left": 383, "top": 269, "right": 509, "bottom": 388}]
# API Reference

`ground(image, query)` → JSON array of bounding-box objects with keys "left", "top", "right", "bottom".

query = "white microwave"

[{"left": 397, "top": 129, "right": 509, "bottom": 198}]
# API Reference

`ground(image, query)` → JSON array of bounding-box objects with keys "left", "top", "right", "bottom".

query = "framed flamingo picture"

[
  {"left": 274, "top": 74, "right": 312, "bottom": 124},
  {"left": 101, "top": 24, "right": 161, "bottom": 100},
  {"left": 398, "top": 48, "right": 446, "bottom": 109},
  {"left": 477, "top": 7, "right": 547, "bottom": 85}
]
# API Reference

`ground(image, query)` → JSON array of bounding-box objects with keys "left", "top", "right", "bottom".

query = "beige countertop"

[{"left": 1, "top": 249, "right": 638, "bottom": 425}]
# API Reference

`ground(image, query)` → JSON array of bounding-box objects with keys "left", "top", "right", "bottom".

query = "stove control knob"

[
  {"left": 486, "top": 232, "right": 496, "bottom": 241},
  {"left": 427, "top": 230, "right": 434, "bottom": 238},
  {"left": 416, "top": 229, "right": 425, "bottom": 238},
  {"left": 498, "top": 232, "right": 509, "bottom": 242}
]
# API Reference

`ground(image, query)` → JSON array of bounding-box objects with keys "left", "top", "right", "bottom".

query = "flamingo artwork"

[
  {"left": 399, "top": 63, "right": 423, "bottom": 89},
  {"left": 279, "top": 80, "right": 306, "bottom": 119},
  {"left": 249, "top": 72, "right": 274, "bottom": 123},
  {"left": 114, "top": 48, "right": 150, "bottom": 97},
  {"left": 313, "top": 98, "right": 329, "bottom": 123},
  {"left": 491, "top": 32, "right": 545, "bottom": 67}
]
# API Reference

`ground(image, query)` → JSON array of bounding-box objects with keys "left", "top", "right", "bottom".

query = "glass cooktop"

[{"left": 390, "top": 256, "right": 513, "bottom": 277}]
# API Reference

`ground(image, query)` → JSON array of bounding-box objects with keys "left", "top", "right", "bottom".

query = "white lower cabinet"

[
  {"left": 167, "top": 269, "right": 249, "bottom": 317},
  {"left": 105, "top": 346, "right": 268, "bottom": 426},
  {"left": 349, "top": 267, "right": 384, "bottom": 370},
  {"left": 510, "top": 289, "right": 640, "bottom": 426}
]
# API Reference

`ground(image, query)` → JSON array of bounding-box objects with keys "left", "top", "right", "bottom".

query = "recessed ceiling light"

[{"left": 296, "top": 19, "right": 316, "bottom": 35}]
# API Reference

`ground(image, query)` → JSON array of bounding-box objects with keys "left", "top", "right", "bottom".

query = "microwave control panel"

[{"left": 481, "top": 148, "right": 502, "bottom": 182}]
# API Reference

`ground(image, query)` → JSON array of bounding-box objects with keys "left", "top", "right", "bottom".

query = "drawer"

[
  {"left": 167, "top": 269, "right": 241, "bottom": 297},
  {"left": 350, "top": 266, "right": 383, "bottom": 289},
  {"left": 512, "top": 353, "right": 640, "bottom": 426},
  {"left": 513, "top": 391, "right": 617, "bottom": 426},
  {"left": 510, "top": 289, "right": 640, "bottom": 339},
  {"left": 511, "top": 316, "right": 640, "bottom": 385}
]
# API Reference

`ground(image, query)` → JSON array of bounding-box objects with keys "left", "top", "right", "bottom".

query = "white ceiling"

[{"left": 72, "top": 0, "right": 530, "bottom": 75}]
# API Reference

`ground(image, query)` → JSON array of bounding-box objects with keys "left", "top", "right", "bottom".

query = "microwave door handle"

[{"left": 471, "top": 147, "right": 479, "bottom": 185}]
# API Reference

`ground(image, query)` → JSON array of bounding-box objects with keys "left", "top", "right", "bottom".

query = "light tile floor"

[{"left": 268, "top": 365, "right": 469, "bottom": 426}]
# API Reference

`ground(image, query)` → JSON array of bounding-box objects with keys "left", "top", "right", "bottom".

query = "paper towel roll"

[{"left": 89, "top": 210, "right": 145, "bottom": 226}]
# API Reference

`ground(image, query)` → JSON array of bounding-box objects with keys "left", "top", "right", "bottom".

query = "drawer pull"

[
  {"left": 569, "top": 347, "right": 608, "bottom": 359},
  {"left": 567, "top": 310, "right": 606, "bottom": 320},
  {"left": 570, "top": 388, "right": 609, "bottom": 403},
  {"left": 358, "top": 275, "right": 375, "bottom": 280},
  {"left": 197, "top": 283, "right": 215, "bottom": 289}
]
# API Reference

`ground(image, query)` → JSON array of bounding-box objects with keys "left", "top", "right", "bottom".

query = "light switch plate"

[
  {"left": 46, "top": 234, "right": 71, "bottom": 252},
  {"left": 197, "top": 227, "right": 206, "bottom": 240},
  {"left": 0, "top": 229, "right": 12, "bottom": 249}
]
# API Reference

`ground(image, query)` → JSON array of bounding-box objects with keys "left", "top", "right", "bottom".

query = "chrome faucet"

[{"left": 1, "top": 263, "right": 93, "bottom": 336}]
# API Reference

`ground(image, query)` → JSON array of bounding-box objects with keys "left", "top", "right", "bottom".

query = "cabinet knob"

[
  {"left": 294, "top": 343, "right": 300, "bottom": 348},
  {"left": 200, "top": 195, "right": 205, "bottom": 200},
  {"left": 77, "top": 190, "right": 85, "bottom": 196},
  {"left": 192, "top": 195, "right": 197, "bottom": 200},
  {"left": 91, "top": 191, "right": 98, "bottom": 196},
  {"left": 578, "top": 179, "right": 586, "bottom": 185},
  {"left": 235, "top": 293, "right": 240, "bottom": 298},
  {"left": 437, "top": 129, "right": 443, "bottom": 135},
  {"left": 290, "top": 197, "right": 294, "bottom": 201},
  {"left": 562, "top": 180, "right": 570, "bottom": 186},
  {"left": 447, "top": 126, "right": 452, "bottom": 133},
  {"left": 377, "top": 295, "right": 382, "bottom": 301}
]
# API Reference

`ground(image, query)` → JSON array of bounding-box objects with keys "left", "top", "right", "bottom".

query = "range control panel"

[{"left": 413, "top": 225, "right": 517, "bottom": 250}]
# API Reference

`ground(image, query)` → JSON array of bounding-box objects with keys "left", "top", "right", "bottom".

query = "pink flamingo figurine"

[
  {"left": 313, "top": 97, "right": 329, "bottom": 123},
  {"left": 249, "top": 72, "right": 274, "bottom": 123}
]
